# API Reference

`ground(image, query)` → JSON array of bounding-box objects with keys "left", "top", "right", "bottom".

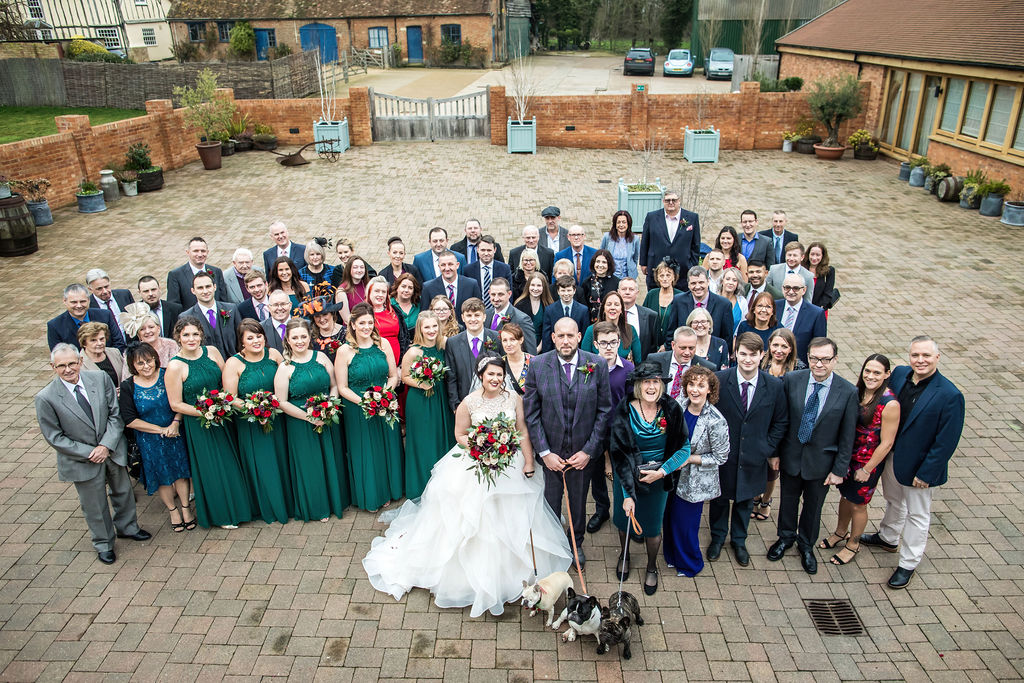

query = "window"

[
  {"left": 368, "top": 26, "right": 388, "bottom": 49},
  {"left": 96, "top": 28, "right": 121, "bottom": 50},
  {"left": 880, "top": 71, "right": 904, "bottom": 146},
  {"left": 38, "top": 28, "right": 52, "bottom": 40},
  {"left": 441, "top": 23, "right": 461, "bottom": 45},
  {"left": 26, "top": 0, "right": 43, "bottom": 19},
  {"left": 217, "top": 21, "right": 234, "bottom": 43},
  {"left": 898, "top": 72, "right": 923, "bottom": 151},
  {"left": 960, "top": 82, "right": 988, "bottom": 138},
  {"left": 187, "top": 22, "right": 204, "bottom": 42},
  {"left": 266, "top": 29, "right": 276, "bottom": 47},
  {"left": 142, "top": 27, "right": 156, "bottom": 46},
  {"left": 135, "top": 0, "right": 147, "bottom": 5},
  {"left": 939, "top": 78, "right": 965, "bottom": 132},
  {"left": 984, "top": 85, "right": 1016, "bottom": 145},
  {"left": 1014, "top": 109, "right": 1024, "bottom": 152}
]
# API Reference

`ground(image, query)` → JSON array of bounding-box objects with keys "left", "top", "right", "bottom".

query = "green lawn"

[{"left": 0, "top": 106, "right": 146, "bottom": 144}]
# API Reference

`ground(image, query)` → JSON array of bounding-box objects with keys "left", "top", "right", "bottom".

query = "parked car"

[
  {"left": 705, "top": 47, "right": 734, "bottom": 80},
  {"left": 623, "top": 48, "right": 655, "bottom": 76},
  {"left": 663, "top": 49, "right": 693, "bottom": 77}
]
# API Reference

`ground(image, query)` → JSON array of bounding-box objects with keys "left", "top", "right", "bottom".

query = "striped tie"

[{"left": 482, "top": 265, "right": 492, "bottom": 309}]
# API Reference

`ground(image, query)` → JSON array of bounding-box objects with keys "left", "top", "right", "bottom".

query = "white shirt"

[
  {"left": 736, "top": 368, "right": 759, "bottom": 410},
  {"left": 669, "top": 356, "right": 692, "bottom": 378},
  {"left": 443, "top": 278, "right": 458, "bottom": 299},
  {"left": 197, "top": 303, "right": 217, "bottom": 324},
  {"left": 277, "top": 242, "right": 292, "bottom": 258},
  {"left": 60, "top": 376, "right": 88, "bottom": 399},
  {"left": 544, "top": 230, "right": 560, "bottom": 251},
  {"left": 467, "top": 332, "right": 485, "bottom": 355},
  {"left": 623, "top": 305, "right": 640, "bottom": 336},
  {"left": 433, "top": 254, "right": 442, "bottom": 278},
  {"left": 665, "top": 211, "right": 680, "bottom": 242},
  {"left": 189, "top": 262, "right": 206, "bottom": 275}
]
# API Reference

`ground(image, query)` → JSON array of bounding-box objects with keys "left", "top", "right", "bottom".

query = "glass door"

[
  {"left": 881, "top": 71, "right": 905, "bottom": 146},
  {"left": 898, "top": 72, "right": 923, "bottom": 152},
  {"left": 915, "top": 76, "right": 941, "bottom": 155}
]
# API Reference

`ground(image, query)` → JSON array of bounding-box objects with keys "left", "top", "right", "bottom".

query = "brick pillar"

[
  {"left": 629, "top": 83, "right": 649, "bottom": 149},
  {"left": 347, "top": 87, "right": 373, "bottom": 146},
  {"left": 54, "top": 114, "right": 92, "bottom": 182},
  {"left": 215, "top": 87, "right": 235, "bottom": 101},
  {"left": 489, "top": 86, "right": 507, "bottom": 146},
  {"left": 144, "top": 99, "right": 177, "bottom": 171},
  {"left": 737, "top": 81, "right": 760, "bottom": 150}
]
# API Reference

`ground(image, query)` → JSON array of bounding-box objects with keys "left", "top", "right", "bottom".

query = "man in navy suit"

[
  {"left": 413, "top": 227, "right": 467, "bottom": 281},
  {"left": 508, "top": 225, "right": 556, "bottom": 276},
  {"left": 775, "top": 273, "right": 827, "bottom": 363},
  {"left": 738, "top": 210, "right": 775, "bottom": 267},
  {"left": 166, "top": 236, "right": 228, "bottom": 311},
  {"left": 136, "top": 276, "right": 181, "bottom": 338},
  {"left": 47, "top": 284, "right": 126, "bottom": 351},
  {"left": 542, "top": 276, "right": 590, "bottom": 352},
  {"left": 85, "top": 269, "right": 134, "bottom": 325},
  {"left": 862, "top": 336, "right": 965, "bottom": 589},
  {"left": 664, "top": 266, "right": 736, "bottom": 351},
  {"left": 639, "top": 190, "right": 701, "bottom": 290},
  {"left": 461, "top": 236, "right": 511, "bottom": 310},
  {"left": 554, "top": 225, "right": 596, "bottom": 286},
  {"left": 262, "top": 221, "right": 306, "bottom": 273},
  {"left": 451, "top": 218, "right": 505, "bottom": 264},
  {"left": 420, "top": 251, "right": 481, "bottom": 327},
  {"left": 759, "top": 210, "right": 799, "bottom": 265}
]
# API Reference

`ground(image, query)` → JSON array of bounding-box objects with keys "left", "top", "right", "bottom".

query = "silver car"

[
  {"left": 663, "top": 49, "right": 693, "bottom": 77},
  {"left": 705, "top": 47, "right": 734, "bottom": 81}
]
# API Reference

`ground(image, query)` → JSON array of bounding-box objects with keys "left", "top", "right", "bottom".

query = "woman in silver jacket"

[{"left": 663, "top": 365, "right": 730, "bottom": 577}]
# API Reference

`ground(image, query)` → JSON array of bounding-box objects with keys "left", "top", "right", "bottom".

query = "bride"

[{"left": 363, "top": 355, "right": 572, "bottom": 617}]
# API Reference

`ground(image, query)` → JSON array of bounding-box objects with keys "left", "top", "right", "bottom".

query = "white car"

[{"left": 663, "top": 49, "right": 693, "bottom": 77}]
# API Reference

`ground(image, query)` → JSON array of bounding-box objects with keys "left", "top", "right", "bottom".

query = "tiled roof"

[
  {"left": 168, "top": 0, "right": 491, "bottom": 20},
  {"left": 776, "top": 0, "right": 1024, "bottom": 70}
]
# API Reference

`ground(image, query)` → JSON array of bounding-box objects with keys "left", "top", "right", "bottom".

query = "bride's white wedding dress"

[{"left": 362, "top": 390, "right": 572, "bottom": 617}]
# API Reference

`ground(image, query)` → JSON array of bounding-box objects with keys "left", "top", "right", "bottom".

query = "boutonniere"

[
  {"left": 657, "top": 415, "right": 668, "bottom": 434},
  {"left": 483, "top": 338, "right": 498, "bottom": 352},
  {"left": 499, "top": 314, "right": 511, "bottom": 325},
  {"left": 218, "top": 310, "right": 231, "bottom": 319},
  {"left": 578, "top": 362, "right": 597, "bottom": 383}
]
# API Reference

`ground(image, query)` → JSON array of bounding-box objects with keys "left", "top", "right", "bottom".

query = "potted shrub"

[
  {"left": 76, "top": 179, "right": 106, "bottom": 213},
  {"left": 125, "top": 143, "right": 163, "bottom": 192},
  {"left": 781, "top": 130, "right": 801, "bottom": 153},
  {"left": 926, "top": 163, "right": 950, "bottom": 194},
  {"left": 977, "top": 179, "right": 1011, "bottom": 217},
  {"left": 0, "top": 175, "right": 9, "bottom": 199},
  {"left": 253, "top": 123, "right": 277, "bottom": 151},
  {"left": 215, "top": 130, "right": 236, "bottom": 156},
  {"left": 115, "top": 169, "right": 138, "bottom": 196},
  {"left": 848, "top": 129, "right": 878, "bottom": 160},
  {"left": 11, "top": 178, "right": 53, "bottom": 226},
  {"left": 505, "top": 48, "right": 537, "bottom": 154},
  {"left": 908, "top": 156, "right": 929, "bottom": 187},
  {"left": 229, "top": 113, "right": 252, "bottom": 151},
  {"left": 684, "top": 126, "right": 721, "bottom": 163},
  {"left": 806, "top": 74, "right": 864, "bottom": 160},
  {"left": 959, "top": 168, "right": 987, "bottom": 209},
  {"left": 172, "top": 68, "right": 237, "bottom": 170},
  {"left": 1001, "top": 190, "right": 1024, "bottom": 227}
]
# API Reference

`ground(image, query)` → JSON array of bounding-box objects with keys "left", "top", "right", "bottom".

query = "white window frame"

[
  {"left": 27, "top": 0, "right": 44, "bottom": 19},
  {"left": 142, "top": 27, "right": 157, "bottom": 46},
  {"left": 134, "top": 0, "right": 147, "bottom": 5},
  {"left": 96, "top": 27, "right": 121, "bottom": 50}
]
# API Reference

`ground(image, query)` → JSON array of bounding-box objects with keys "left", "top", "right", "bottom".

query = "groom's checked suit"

[{"left": 524, "top": 348, "right": 613, "bottom": 564}]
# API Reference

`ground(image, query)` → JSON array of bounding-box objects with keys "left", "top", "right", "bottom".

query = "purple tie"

[
  {"left": 471, "top": 337, "right": 479, "bottom": 357},
  {"left": 207, "top": 309, "right": 216, "bottom": 328},
  {"left": 740, "top": 381, "right": 750, "bottom": 413},
  {"left": 563, "top": 362, "right": 573, "bottom": 382},
  {"left": 279, "top": 323, "right": 286, "bottom": 340},
  {"left": 491, "top": 315, "right": 500, "bottom": 330}
]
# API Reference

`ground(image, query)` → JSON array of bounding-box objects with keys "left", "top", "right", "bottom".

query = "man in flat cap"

[{"left": 541, "top": 206, "right": 570, "bottom": 253}]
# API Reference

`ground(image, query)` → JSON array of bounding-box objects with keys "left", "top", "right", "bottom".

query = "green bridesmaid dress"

[
  {"left": 179, "top": 347, "right": 254, "bottom": 528},
  {"left": 343, "top": 344, "right": 404, "bottom": 510},
  {"left": 285, "top": 352, "right": 350, "bottom": 521},
  {"left": 235, "top": 350, "right": 293, "bottom": 524},
  {"left": 403, "top": 345, "right": 455, "bottom": 499}
]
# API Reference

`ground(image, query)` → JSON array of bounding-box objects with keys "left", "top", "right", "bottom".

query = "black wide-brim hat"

[{"left": 628, "top": 360, "right": 669, "bottom": 383}]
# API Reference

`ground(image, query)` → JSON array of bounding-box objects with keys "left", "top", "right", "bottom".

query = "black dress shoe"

[
  {"left": 766, "top": 539, "right": 793, "bottom": 561},
  {"left": 97, "top": 550, "right": 116, "bottom": 564},
  {"left": 706, "top": 542, "right": 723, "bottom": 561},
  {"left": 643, "top": 568, "right": 659, "bottom": 596},
  {"left": 574, "top": 549, "right": 586, "bottom": 569},
  {"left": 116, "top": 529, "right": 152, "bottom": 541},
  {"left": 586, "top": 512, "right": 609, "bottom": 534},
  {"left": 860, "top": 532, "right": 898, "bottom": 552},
  {"left": 731, "top": 543, "right": 750, "bottom": 567},
  {"left": 800, "top": 548, "right": 817, "bottom": 574},
  {"left": 887, "top": 567, "right": 914, "bottom": 589}
]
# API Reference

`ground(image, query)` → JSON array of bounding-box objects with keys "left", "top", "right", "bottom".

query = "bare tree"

[
  {"left": 630, "top": 133, "right": 666, "bottom": 187},
  {"left": 677, "top": 168, "right": 718, "bottom": 232},
  {"left": 504, "top": 45, "right": 536, "bottom": 122},
  {"left": 0, "top": 0, "right": 28, "bottom": 41},
  {"left": 637, "top": 0, "right": 664, "bottom": 46},
  {"left": 314, "top": 51, "right": 338, "bottom": 122},
  {"left": 698, "top": 7, "right": 723, "bottom": 64},
  {"left": 742, "top": 0, "right": 768, "bottom": 60}
]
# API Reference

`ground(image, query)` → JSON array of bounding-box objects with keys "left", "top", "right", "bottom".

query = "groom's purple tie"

[{"left": 562, "top": 361, "right": 573, "bottom": 382}]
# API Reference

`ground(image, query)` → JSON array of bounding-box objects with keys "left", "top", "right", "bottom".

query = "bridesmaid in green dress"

[
  {"left": 400, "top": 312, "right": 455, "bottom": 499},
  {"left": 222, "top": 319, "right": 293, "bottom": 524},
  {"left": 165, "top": 316, "right": 254, "bottom": 529},
  {"left": 335, "top": 303, "right": 404, "bottom": 511},
  {"left": 275, "top": 318, "right": 350, "bottom": 522}
]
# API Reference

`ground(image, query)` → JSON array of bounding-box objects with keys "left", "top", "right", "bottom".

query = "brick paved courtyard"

[{"left": 1, "top": 141, "right": 1021, "bottom": 681}]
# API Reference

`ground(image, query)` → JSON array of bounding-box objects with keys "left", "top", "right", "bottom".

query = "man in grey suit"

[
  {"left": 35, "top": 344, "right": 149, "bottom": 564},
  {"left": 166, "top": 236, "right": 228, "bottom": 310},
  {"left": 738, "top": 210, "right": 776, "bottom": 267},
  {"left": 540, "top": 205, "right": 570, "bottom": 253},
  {"left": 646, "top": 326, "right": 716, "bottom": 400},
  {"left": 484, "top": 278, "right": 536, "bottom": 352},
  {"left": 262, "top": 221, "right": 306, "bottom": 273},
  {"left": 767, "top": 337, "right": 858, "bottom": 574},
  {"left": 445, "top": 298, "right": 500, "bottom": 412},
  {"left": 766, "top": 242, "right": 814, "bottom": 303},
  {"left": 260, "top": 290, "right": 292, "bottom": 352},
  {"left": 180, "top": 272, "right": 239, "bottom": 360},
  {"left": 223, "top": 247, "right": 261, "bottom": 305}
]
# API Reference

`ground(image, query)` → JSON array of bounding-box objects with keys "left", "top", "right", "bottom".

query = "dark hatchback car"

[{"left": 623, "top": 48, "right": 655, "bottom": 76}]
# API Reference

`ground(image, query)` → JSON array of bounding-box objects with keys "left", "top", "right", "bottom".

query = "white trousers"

[{"left": 878, "top": 459, "right": 933, "bottom": 570}]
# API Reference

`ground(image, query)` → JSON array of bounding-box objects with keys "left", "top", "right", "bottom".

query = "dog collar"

[{"left": 537, "top": 585, "right": 547, "bottom": 595}]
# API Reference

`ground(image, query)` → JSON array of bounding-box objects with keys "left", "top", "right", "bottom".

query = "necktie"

[
  {"left": 670, "top": 363, "right": 685, "bottom": 399},
  {"left": 740, "top": 381, "right": 750, "bottom": 413},
  {"left": 468, "top": 244, "right": 477, "bottom": 264},
  {"left": 447, "top": 284, "right": 455, "bottom": 305},
  {"left": 747, "top": 289, "right": 756, "bottom": 307},
  {"left": 695, "top": 301, "right": 703, "bottom": 308},
  {"left": 257, "top": 303, "right": 267, "bottom": 321},
  {"left": 471, "top": 337, "right": 480, "bottom": 357},
  {"left": 564, "top": 305, "right": 570, "bottom": 318},
  {"left": 575, "top": 252, "right": 582, "bottom": 281},
  {"left": 482, "top": 265, "right": 492, "bottom": 308},
  {"left": 783, "top": 306, "right": 796, "bottom": 329},
  {"left": 798, "top": 383, "right": 823, "bottom": 443},
  {"left": 207, "top": 309, "right": 217, "bottom": 328},
  {"left": 563, "top": 361, "right": 573, "bottom": 382},
  {"left": 105, "top": 300, "right": 115, "bottom": 318},
  {"left": 491, "top": 312, "right": 501, "bottom": 330},
  {"left": 74, "top": 385, "right": 94, "bottom": 427},
  {"left": 278, "top": 323, "right": 286, "bottom": 340},
  {"left": 774, "top": 236, "right": 782, "bottom": 262}
]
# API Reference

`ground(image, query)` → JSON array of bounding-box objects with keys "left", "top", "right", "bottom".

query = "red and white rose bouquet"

[
  {"left": 409, "top": 356, "right": 447, "bottom": 397},
  {"left": 241, "top": 390, "right": 282, "bottom": 433},
  {"left": 359, "top": 385, "right": 399, "bottom": 427},
  {"left": 304, "top": 394, "right": 344, "bottom": 434},
  {"left": 194, "top": 388, "right": 234, "bottom": 428},
  {"left": 455, "top": 415, "right": 521, "bottom": 488}
]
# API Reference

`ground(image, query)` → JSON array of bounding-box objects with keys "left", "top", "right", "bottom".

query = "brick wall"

[
  {"left": 0, "top": 42, "right": 60, "bottom": 59},
  {"left": 927, "top": 140, "right": 1024, "bottom": 197},
  {"left": 779, "top": 52, "right": 886, "bottom": 132}
]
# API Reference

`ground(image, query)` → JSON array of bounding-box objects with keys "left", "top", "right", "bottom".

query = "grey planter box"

[
  {"left": 314, "top": 119, "right": 350, "bottom": 154},
  {"left": 684, "top": 126, "right": 720, "bottom": 163},
  {"left": 507, "top": 117, "right": 537, "bottom": 154},
  {"left": 617, "top": 178, "right": 665, "bottom": 230}
]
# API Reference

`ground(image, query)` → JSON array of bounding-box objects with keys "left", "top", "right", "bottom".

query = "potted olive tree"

[
  {"left": 173, "top": 68, "right": 237, "bottom": 171},
  {"left": 11, "top": 178, "right": 53, "bottom": 226},
  {"left": 806, "top": 74, "right": 864, "bottom": 160}
]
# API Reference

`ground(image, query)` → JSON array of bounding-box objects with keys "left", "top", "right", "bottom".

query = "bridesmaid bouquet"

[
  {"left": 194, "top": 389, "right": 234, "bottom": 429},
  {"left": 359, "top": 386, "right": 399, "bottom": 427},
  {"left": 304, "top": 394, "right": 344, "bottom": 434},
  {"left": 241, "top": 390, "right": 282, "bottom": 434},
  {"left": 456, "top": 415, "right": 521, "bottom": 488},
  {"left": 409, "top": 356, "right": 447, "bottom": 397}
]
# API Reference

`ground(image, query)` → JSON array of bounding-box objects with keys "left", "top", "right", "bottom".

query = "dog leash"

[
  {"left": 617, "top": 511, "right": 643, "bottom": 606},
  {"left": 529, "top": 530, "right": 538, "bottom": 579},
  {"left": 561, "top": 469, "right": 587, "bottom": 594}
]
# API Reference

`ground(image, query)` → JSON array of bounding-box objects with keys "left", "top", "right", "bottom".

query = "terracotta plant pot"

[
  {"left": 196, "top": 141, "right": 222, "bottom": 170},
  {"left": 812, "top": 144, "right": 845, "bottom": 160}
]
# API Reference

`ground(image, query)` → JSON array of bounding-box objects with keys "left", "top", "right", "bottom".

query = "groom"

[{"left": 524, "top": 317, "right": 613, "bottom": 568}]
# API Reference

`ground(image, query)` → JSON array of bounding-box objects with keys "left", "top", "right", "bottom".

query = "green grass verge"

[{"left": 0, "top": 106, "right": 146, "bottom": 145}]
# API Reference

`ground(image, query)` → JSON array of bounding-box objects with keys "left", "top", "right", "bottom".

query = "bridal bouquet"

[
  {"left": 194, "top": 388, "right": 234, "bottom": 429},
  {"left": 241, "top": 390, "right": 282, "bottom": 433},
  {"left": 304, "top": 394, "right": 344, "bottom": 434},
  {"left": 456, "top": 415, "right": 520, "bottom": 488},
  {"left": 409, "top": 356, "right": 447, "bottom": 397},
  {"left": 359, "top": 386, "right": 399, "bottom": 427}
]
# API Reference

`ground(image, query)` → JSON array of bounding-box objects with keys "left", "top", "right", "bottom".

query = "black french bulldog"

[
  {"left": 551, "top": 587, "right": 602, "bottom": 643},
  {"left": 597, "top": 591, "right": 644, "bottom": 659}
]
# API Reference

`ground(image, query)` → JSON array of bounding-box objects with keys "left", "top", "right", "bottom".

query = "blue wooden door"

[
  {"left": 300, "top": 23, "right": 338, "bottom": 63},
  {"left": 406, "top": 26, "right": 423, "bottom": 63},
  {"left": 254, "top": 29, "right": 270, "bottom": 60}
]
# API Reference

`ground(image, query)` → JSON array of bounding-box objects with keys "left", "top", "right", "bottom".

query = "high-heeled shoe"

[
  {"left": 182, "top": 504, "right": 197, "bottom": 531},
  {"left": 643, "top": 568, "right": 659, "bottom": 595},
  {"left": 168, "top": 506, "right": 185, "bottom": 533}
]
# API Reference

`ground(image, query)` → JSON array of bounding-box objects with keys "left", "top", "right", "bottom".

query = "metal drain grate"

[{"left": 803, "top": 599, "right": 865, "bottom": 636}]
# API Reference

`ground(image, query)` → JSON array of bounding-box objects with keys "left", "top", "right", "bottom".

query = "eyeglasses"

[
  {"left": 690, "top": 320, "right": 710, "bottom": 326},
  {"left": 754, "top": 304, "right": 773, "bottom": 310},
  {"left": 595, "top": 340, "right": 619, "bottom": 349},
  {"left": 53, "top": 361, "right": 81, "bottom": 370},
  {"left": 663, "top": 198, "right": 679, "bottom": 203},
  {"left": 807, "top": 355, "right": 835, "bottom": 366},
  {"left": 269, "top": 302, "right": 292, "bottom": 308},
  {"left": 782, "top": 285, "right": 805, "bottom": 292}
]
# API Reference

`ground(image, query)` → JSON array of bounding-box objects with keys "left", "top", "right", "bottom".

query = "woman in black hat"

[
  {"left": 609, "top": 361, "right": 692, "bottom": 595},
  {"left": 303, "top": 296, "right": 347, "bottom": 362}
]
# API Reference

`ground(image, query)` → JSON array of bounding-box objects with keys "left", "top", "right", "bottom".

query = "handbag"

[
  {"left": 826, "top": 287, "right": 841, "bottom": 309},
  {"left": 634, "top": 460, "right": 663, "bottom": 495}
]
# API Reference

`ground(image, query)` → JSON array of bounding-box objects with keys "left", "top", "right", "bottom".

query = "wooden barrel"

[
  {"left": 0, "top": 194, "right": 38, "bottom": 257},
  {"left": 937, "top": 176, "right": 963, "bottom": 202}
]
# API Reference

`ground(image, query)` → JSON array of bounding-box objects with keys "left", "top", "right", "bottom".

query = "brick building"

[
  {"left": 777, "top": 0, "right": 1024, "bottom": 191},
  {"left": 167, "top": 0, "right": 516, "bottom": 65}
]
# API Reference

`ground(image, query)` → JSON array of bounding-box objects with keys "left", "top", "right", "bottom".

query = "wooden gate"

[{"left": 369, "top": 88, "right": 490, "bottom": 142}]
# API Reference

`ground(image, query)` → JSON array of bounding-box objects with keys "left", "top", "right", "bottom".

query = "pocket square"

[{"left": 686, "top": 225, "right": 693, "bottom": 231}]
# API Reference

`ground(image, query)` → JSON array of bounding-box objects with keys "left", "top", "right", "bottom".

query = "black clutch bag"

[{"left": 634, "top": 460, "right": 663, "bottom": 494}]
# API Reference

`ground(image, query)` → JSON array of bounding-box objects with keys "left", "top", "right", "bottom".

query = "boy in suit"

[
  {"left": 542, "top": 276, "right": 590, "bottom": 352},
  {"left": 444, "top": 298, "right": 499, "bottom": 411}
]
